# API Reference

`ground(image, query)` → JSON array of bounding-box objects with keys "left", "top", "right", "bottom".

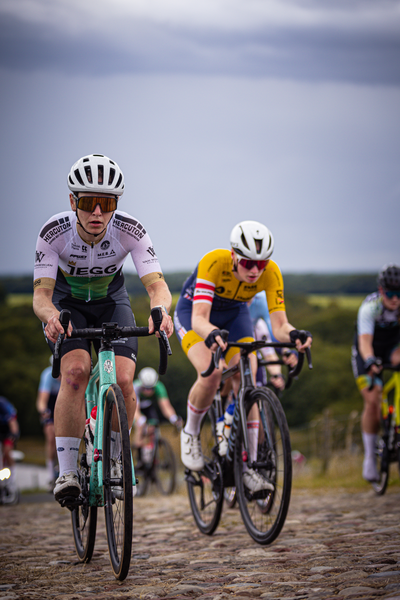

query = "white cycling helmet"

[
  {"left": 230, "top": 220, "right": 274, "bottom": 260},
  {"left": 138, "top": 367, "right": 158, "bottom": 388},
  {"left": 67, "top": 154, "right": 125, "bottom": 196}
]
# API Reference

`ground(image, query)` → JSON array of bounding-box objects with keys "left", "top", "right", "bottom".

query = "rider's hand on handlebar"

[
  {"left": 289, "top": 329, "right": 313, "bottom": 353},
  {"left": 204, "top": 329, "right": 228, "bottom": 352},
  {"left": 45, "top": 313, "right": 72, "bottom": 343},
  {"left": 148, "top": 311, "right": 174, "bottom": 338}
]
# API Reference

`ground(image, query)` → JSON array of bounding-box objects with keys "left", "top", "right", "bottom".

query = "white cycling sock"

[
  {"left": 362, "top": 431, "right": 377, "bottom": 460},
  {"left": 184, "top": 401, "right": 209, "bottom": 436},
  {"left": 56, "top": 437, "right": 81, "bottom": 477}
]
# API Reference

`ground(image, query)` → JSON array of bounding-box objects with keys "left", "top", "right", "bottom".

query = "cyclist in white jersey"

[
  {"left": 33, "top": 154, "right": 173, "bottom": 502},
  {"left": 351, "top": 264, "right": 400, "bottom": 482}
]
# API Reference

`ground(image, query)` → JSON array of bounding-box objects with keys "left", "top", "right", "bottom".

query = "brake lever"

[{"left": 52, "top": 309, "right": 71, "bottom": 378}]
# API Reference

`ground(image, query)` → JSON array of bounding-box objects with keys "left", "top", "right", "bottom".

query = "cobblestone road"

[{"left": 1, "top": 484, "right": 400, "bottom": 600}]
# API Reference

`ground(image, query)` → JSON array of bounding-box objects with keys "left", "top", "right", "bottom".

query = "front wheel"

[
  {"left": 155, "top": 437, "right": 176, "bottom": 495},
  {"left": 71, "top": 439, "right": 97, "bottom": 563},
  {"left": 103, "top": 384, "right": 133, "bottom": 580},
  {"left": 234, "top": 387, "right": 292, "bottom": 545}
]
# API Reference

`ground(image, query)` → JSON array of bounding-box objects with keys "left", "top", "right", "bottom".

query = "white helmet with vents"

[
  {"left": 138, "top": 367, "right": 159, "bottom": 388},
  {"left": 230, "top": 221, "right": 274, "bottom": 260},
  {"left": 67, "top": 154, "right": 125, "bottom": 196}
]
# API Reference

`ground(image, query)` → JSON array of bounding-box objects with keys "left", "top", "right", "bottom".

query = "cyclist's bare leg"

[
  {"left": 361, "top": 385, "right": 381, "bottom": 435},
  {"left": 186, "top": 342, "right": 223, "bottom": 413},
  {"left": 55, "top": 349, "right": 91, "bottom": 437},
  {"left": 115, "top": 355, "right": 136, "bottom": 429},
  {"left": 390, "top": 346, "right": 400, "bottom": 367}
]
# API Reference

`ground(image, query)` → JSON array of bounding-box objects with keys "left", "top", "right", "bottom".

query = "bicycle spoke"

[{"left": 234, "top": 387, "right": 292, "bottom": 545}]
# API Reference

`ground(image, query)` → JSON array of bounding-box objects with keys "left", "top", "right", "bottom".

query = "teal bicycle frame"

[{"left": 85, "top": 352, "right": 136, "bottom": 506}]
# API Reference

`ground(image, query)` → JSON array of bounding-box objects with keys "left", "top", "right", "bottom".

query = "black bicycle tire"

[
  {"left": 186, "top": 408, "right": 224, "bottom": 535},
  {"left": 103, "top": 384, "right": 133, "bottom": 580},
  {"left": 234, "top": 387, "right": 292, "bottom": 545},
  {"left": 372, "top": 435, "right": 390, "bottom": 496},
  {"left": 71, "top": 440, "right": 97, "bottom": 562},
  {"left": 155, "top": 437, "right": 176, "bottom": 495}
]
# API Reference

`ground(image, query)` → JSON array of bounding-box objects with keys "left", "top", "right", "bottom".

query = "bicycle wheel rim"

[
  {"left": 103, "top": 384, "right": 133, "bottom": 580},
  {"left": 372, "top": 437, "right": 389, "bottom": 496},
  {"left": 155, "top": 438, "right": 176, "bottom": 495},
  {"left": 186, "top": 409, "right": 224, "bottom": 535},
  {"left": 71, "top": 438, "right": 97, "bottom": 562},
  {"left": 234, "top": 387, "right": 292, "bottom": 545}
]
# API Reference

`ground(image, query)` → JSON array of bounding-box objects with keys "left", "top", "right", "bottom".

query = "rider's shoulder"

[
  {"left": 38, "top": 211, "right": 76, "bottom": 237},
  {"left": 198, "top": 248, "right": 231, "bottom": 267}
]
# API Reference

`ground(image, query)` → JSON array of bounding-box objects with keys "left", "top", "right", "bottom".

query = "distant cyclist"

[
  {"left": 248, "top": 291, "right": 297, "bottom": 391},
  {"left": 133, "top": 367, "right": 183, "bottom": 463},
  {"left": 351, "top": 264, "right": 400, "bottom": 482},
  {"left": 174, "top": 220, "right": 312, "bottom": 492},
  {"left": 36, "top": 358, "right": 61, "bottom": 491},
  {"left": 0, "top": 396, "right": 19, "bottom": 491}
]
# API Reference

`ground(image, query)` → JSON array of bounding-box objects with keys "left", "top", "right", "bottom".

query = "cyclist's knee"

[
  {"left": 117, "top": 373, "right": 134, "bottom": 399},
  {"left": 62, "top": 356, "right": 90, "bottom": 384}
]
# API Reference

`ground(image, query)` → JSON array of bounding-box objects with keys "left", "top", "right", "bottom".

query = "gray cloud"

[{"left": 1, "top": 1, "right": 400, "bottom": 85}]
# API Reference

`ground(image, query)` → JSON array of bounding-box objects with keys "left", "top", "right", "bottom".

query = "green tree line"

[
  {"left": 0, "top": 271, "right": 377, "bottom": 296},
  {"left": 0, "top": 285, "right": 363, "bottom": 438}
]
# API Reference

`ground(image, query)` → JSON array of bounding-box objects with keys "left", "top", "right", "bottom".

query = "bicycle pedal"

[{"left": 58, "top": 495, "right": 81, "bottom": 510}]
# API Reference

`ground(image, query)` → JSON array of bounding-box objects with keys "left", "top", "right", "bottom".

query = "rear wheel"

[
  {"left": 234, "top": 387, "right": 292, "bottom": 545},
  {"left": 131, "top": 446, "right": 149, "bottom": 497},
  {"left": 372, "top": 434, "right": 390, "bottom": 496},
  {"left": 71, "top": 439, "right": 97, "bottom": 562},
  {"left": 103, "top": 384, "right": 133, "bottom": 580},
  {"left": 155, "top": 437, "right": 176, "bottom": 495},
  {"left": 186, "top": 408, "right": 224, "bottom": 535}
]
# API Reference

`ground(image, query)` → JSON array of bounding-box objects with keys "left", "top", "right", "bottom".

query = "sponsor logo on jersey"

[
  {"left": 97, "top": 250, "right": 116, "bottom": 259},
  {"left": 70, "top": 254, "right": 87, "bottom": 259},
  {"left": 40, "top": 216, "right": 71, "bottom": 244},
  {"left": 101, "top": 240, "right": 110, "bottom": 250},
  {"left": 147, "top": 246, "right": 157, "bottom": 257},
  {"left": 113, "top": 213, "right": 146, "bottom": 240},
  {"left": 65, "top": 264, "right": 118, "bottom": 276},
  {"left": 35, "top": 251, "right": 45, "bottom": 263}
]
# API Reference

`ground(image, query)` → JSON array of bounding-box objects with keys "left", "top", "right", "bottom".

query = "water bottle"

[
  {"left": 84, "top": 406, "right": 97, "bottom": 465},
  {"left": 217, "top": 401, "right": 235, "bottom": 456},
  {"left": 216, "top": 416, "right": 226, "bottom": 455}
]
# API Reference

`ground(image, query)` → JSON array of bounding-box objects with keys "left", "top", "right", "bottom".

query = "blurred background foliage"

[{"left": 0, "top": 272, "right": 376, "bottom": 437}]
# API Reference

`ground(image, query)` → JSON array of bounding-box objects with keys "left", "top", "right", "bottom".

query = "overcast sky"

[{"left": 1, "top": 0, "right": 400, "bottom": 279}]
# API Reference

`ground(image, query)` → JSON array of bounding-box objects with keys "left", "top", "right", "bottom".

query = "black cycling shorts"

[{"left": 45, "top": 286, "right": 138, "bottom": 362}]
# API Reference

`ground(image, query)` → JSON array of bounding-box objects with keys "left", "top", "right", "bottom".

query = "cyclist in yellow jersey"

[{"left": 174, "top": 220, "right": 312, "bottom": 491}]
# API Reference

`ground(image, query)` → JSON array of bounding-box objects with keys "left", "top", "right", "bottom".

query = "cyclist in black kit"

[
  {"left": 351, "top": 264, "right": 400, "bottom": 482},
  {"left": 33, "top": 154, "right": 173, "bottom": 502}
]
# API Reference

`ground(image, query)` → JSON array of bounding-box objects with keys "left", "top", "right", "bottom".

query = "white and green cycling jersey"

[{"left": 34, "top": 210, "right": 163, "bottom": 301}]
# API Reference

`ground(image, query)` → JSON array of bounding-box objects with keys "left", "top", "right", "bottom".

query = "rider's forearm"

[
  {"left": 33, "top": 288, "right": 59, "bottom": 324},
  {"left": 358, "top": 334, "right": 375, "bottom": 362},
  {"left": 146, "top": 280, "right": 172, "bottom": 314}
]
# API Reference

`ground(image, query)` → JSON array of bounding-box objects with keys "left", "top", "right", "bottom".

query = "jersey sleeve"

[
  {"left": 357, "top": 298, "right": 376, "bottom": 336},
  {"left": 193, "top": 249, "right": 227, "bottom": 306},
  {"left": 34, "top": 213, "right": 71, "bottom": 291},
  {"left": 113, "top": 212, "right": 165, "bottom": 288},
  {"left": 154, "top": 381, "right": 168, "bottom": 399},
  {"left": 264, "top": 261, "right": 286, "bottom": 314}
]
